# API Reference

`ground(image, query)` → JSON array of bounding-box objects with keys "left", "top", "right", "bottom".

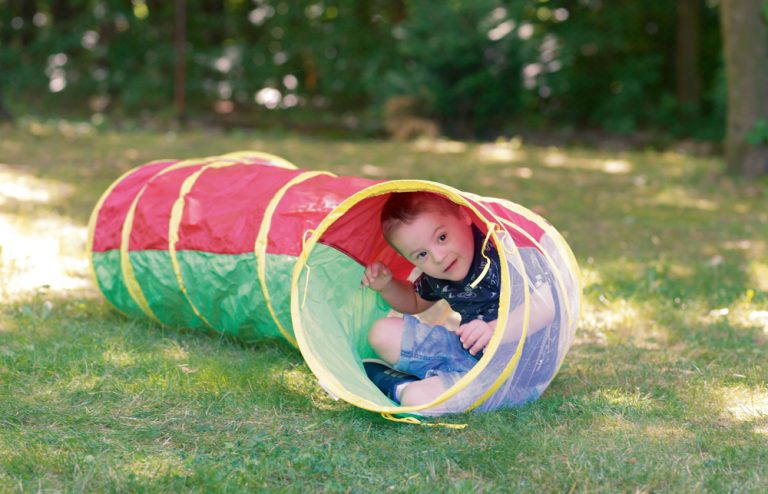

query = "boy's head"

[{"left": 380, "top": 192, "right": 475, "bottom": 281}]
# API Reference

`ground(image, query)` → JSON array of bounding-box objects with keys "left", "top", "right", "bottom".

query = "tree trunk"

[
  {"left": 0, "top": 95, "right": 13, "bottom": 122},
  {"left": 676, "top": 0, "right": 702, "bottom": 109},
  {"left": 175, "top": 0, "right": 187, "bottom": 126},
  {"left": 720, "top": 0, "right": 768, "bottom": 177}
]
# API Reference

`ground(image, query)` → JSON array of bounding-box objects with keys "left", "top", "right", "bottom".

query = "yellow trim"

[
  {"left": 120, "top": 193, "right": 161, "bottom": 323},
  {"left": 91, "top": 150, "right": 296, "bottom": 323},
  {"left": 462, "top": 220, "right": 541, "bottom": 412},
  {"left": 86, "top": 160, "right": 172, "bottom": 317},
  {"left": 290, "top": 179, "right": 513, "bottom": 417},
  {"left": 168, "top": 156, "right": 301, "bottom": 335},
  {"left": 218, "top": 150, "right": 297, "bottom": 170},
  {"left": 498, "top": 218, "right": 574, "bottom": 328},
  {"left": 496, "top": 218, "right": 575, "bottom": 393},
  {"left": 168, "top": 165, "right": 218, "bottom": 330},
  {"left": 482, "top": 196, "right": 582, "bottom": 327},
  {"left": 485, "top": 196, "right": 582, "bottom": 295},
  {"left": 254, "top": 170, "right": 336, "bottom": 347},
  {"left": 380, "top": 412, "right": 467, "bottom": 429},
  {"left": 434, "top": 194, "right": 534, "bottom": 413},
  {"left": 119, "top": 158, "right": 218, "bottom": 324},
  {"left": 463, "top": 197, "right": 581, "bottom": 411},
  {"left": 468, "top": 226, "right": 494, "bottom": 289},
  {"left": 491, "top": 199, "right": 583, "bottom": 387}
]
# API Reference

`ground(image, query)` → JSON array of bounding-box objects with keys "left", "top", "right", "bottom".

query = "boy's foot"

[{"left": 363, "top": 359, "right": 419, "bottom": 404}]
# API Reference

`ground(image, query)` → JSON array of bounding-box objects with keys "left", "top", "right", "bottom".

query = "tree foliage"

[{"left": 0, "top": 0, "right": 728, "bottom": 141}]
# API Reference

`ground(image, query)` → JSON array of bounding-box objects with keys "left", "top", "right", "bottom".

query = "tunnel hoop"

[
  {"left": 120, "top": 157, "right": 220, "bottom": 324},
  {"left": 291, "top": 179, "right": 520, "bottom": 416},
  {"left": 86, "top": 159, "right": 174, "bottom": 317},
  {"left": 254, "top": 170, "right": 336, "bottom": 347},
  {"left": 167, "top": 156, "right": 298, "bottom": 331}
]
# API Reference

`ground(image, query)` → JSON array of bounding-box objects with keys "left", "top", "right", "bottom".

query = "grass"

[{"left": 1, "top": 121, "right": 767, "bottom": 492}]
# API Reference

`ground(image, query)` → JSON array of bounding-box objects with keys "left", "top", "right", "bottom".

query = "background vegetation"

[{"left": 1, "top": 0, "right": 725, "bottom": 141}]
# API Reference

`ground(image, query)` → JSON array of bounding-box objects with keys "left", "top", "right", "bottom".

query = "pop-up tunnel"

[{"left": 88, "top": 152, "right": 580, "bottom": 420}]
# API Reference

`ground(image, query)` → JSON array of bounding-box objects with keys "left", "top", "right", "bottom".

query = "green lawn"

[{"left": 1, "top": 123, "right": 767, "bottom": 492}]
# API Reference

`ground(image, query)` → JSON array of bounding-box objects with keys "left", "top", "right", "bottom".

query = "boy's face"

[{"left": 389, "top": 208, "right": 475, "bottom": 281}]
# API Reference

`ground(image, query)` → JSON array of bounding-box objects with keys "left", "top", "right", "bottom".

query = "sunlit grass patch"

[
  {"left": 0, "top": 166, "right": 91, "bottom": 299},
  {"left": 124, "top": 452, "right": 193, "bottom": 482},
  {"left": 413, "top": 137, "right": 468, "bottom": 155},
  {"left": 0, "top": 164, "right": 76, "bottom": 204},
  {"left": 579, "top": 297, "right": 642, "bottom": 334},
  {"left": 161, "top": 339, "right": 190, "bottom": 362},
  {"left": 646, "top": 186, "right": 719, "bottom": 211},
  {"left": 719, "top": 385, "right": 768, "bottom": 423},
  {"left": 102, "top": 348, "right": 139, "bottom": 368},
  {"left": 589, "top": 387, "right": 661, "bottom": 418}
]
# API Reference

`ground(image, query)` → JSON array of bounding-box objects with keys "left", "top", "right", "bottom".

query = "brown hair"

[{"left": 380, "top": 192, "right": 463, "bottom": 241}]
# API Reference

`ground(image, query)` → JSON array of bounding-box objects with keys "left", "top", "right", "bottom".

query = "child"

[{"left": 361, "top": 192, "right": 502, "bottom": 406}]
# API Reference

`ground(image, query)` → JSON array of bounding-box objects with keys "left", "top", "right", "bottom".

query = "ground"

[{"left": 1, "top": 122, "right": 767, "bottom": 492}]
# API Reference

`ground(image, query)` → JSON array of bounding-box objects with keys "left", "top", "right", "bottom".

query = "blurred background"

[
  {"left": 0, "top": 1, "right": 765, "bottom": 175},
  {"left": 2, "top": 4, "right": 768, "bottom": 490}
]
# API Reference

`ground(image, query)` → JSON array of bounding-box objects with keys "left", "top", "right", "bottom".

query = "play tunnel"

[{"left": 88, "top": 151, "right": 581, "bottom": 421}]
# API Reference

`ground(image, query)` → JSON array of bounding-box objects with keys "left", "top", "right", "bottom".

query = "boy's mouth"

[{"left": 444, "top": 259, "right": 457, "bottom": 273}]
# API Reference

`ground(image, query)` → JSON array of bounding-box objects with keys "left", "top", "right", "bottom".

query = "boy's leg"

[
  {"left": 367, "top": 316, "right": 405, "bottom": 365},
  {"left": 366, "top": 317, "right": 417, "bottom": 404},
  {"left": 367, "top": 315, "right": 479, "bottom": 406},
  {"left": 362, "top": 359, "right": 419, "bottom": 403},
  {"left": 399, "top": 376, "right": 445, "bottom": 407}
]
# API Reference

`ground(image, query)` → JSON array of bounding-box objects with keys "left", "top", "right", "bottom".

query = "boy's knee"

[
  {"left": 368, "top": 317, "right": 403, "bottom": 364},
  {"left": 368, "top": 317, "right": 397, "bottom": 346}
]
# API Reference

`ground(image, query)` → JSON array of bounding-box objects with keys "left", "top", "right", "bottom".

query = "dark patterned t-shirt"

[{"left": 413, "top": 225, "right": 501, "bottom": 324}]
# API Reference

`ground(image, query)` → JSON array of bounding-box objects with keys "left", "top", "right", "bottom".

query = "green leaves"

[
  {"left": 0, "top": 0, "right": 728, "bottom": 139},
  {"left": 746, "top": 119, "right": 768, "bottom": 145}
]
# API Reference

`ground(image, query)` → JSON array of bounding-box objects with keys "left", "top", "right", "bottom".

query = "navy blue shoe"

[{"left": 363, "top": 359, "right": 419, "bottom": 404}]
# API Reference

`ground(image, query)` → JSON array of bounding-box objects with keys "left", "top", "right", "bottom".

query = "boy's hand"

[
  {"left": 456, "top": 319, "right": 496, "bottom": 356},
  {"left": 362, "top": 262, "right": 393, "bottom": 292}
]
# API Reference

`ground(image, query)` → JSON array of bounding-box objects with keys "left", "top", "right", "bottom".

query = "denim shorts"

[
  {"left": 393, "top": 314, "right": 480, "bottom": 389},
  {"left": 393, "top": 317, "right": 561, "bottom": 410}
]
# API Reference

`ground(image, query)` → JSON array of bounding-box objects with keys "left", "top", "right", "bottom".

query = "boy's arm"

[
  {"left": 362, "top": 262, "right": 437, "bottom": 314},
  {"left": 456, "top": 282, "right": 557, "bottom": 355}
]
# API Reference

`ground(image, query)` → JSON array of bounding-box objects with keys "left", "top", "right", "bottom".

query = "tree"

[
  {"left": 0, "top": 95, "right": 12, "bottom": 122},
  {"left": 676, "top": 0, "right": 702, "bottom": 110},
  {"left": 719, "top": 0, "right": 768, "bottom": 177}
]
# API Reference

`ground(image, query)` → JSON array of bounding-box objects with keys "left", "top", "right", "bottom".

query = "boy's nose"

[{"left": 433, "top": 246, "right": 448, "bottom": 264}]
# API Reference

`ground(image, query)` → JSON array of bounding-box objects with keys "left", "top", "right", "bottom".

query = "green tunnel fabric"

[
  {"left": 88, "top": 152, "right": 581, "bottom": 418},
  {"left": 128, "top": 250, "right": 204, "bottom": 329},
  {"left": 91, "top": 250, "right": 145, "bottom": 319}
]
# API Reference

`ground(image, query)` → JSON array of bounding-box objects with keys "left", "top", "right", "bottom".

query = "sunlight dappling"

[{"left": 0, "top": 167, "right": 90, "bottom": 299}]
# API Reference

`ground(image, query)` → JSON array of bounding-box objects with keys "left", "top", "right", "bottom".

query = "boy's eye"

[
  {"left": 438, "top": 233, "right": 447, "bottom": 242},
  {"left": 416, "top": 251, "right": 427, "bottom": 260}
]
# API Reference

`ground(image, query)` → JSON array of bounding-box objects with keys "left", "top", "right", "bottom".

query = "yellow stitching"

[
  {"left": 120, "top": 188, "right": 161, "bottom": 323},
  {"left": 301, "top": 264, "right": 312, "bottom": 309},
  {"left": 468, "top": 226, "right": 496, "bottom": 289},
  {"left": 300, "top": 229, "right": 316, "bottom": 309},
  {"left": 380, "top": 413, "right": 468, "bottom": 429},
  {"left": 255, "top": 171, "right": 334, "bottom": 347}
]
